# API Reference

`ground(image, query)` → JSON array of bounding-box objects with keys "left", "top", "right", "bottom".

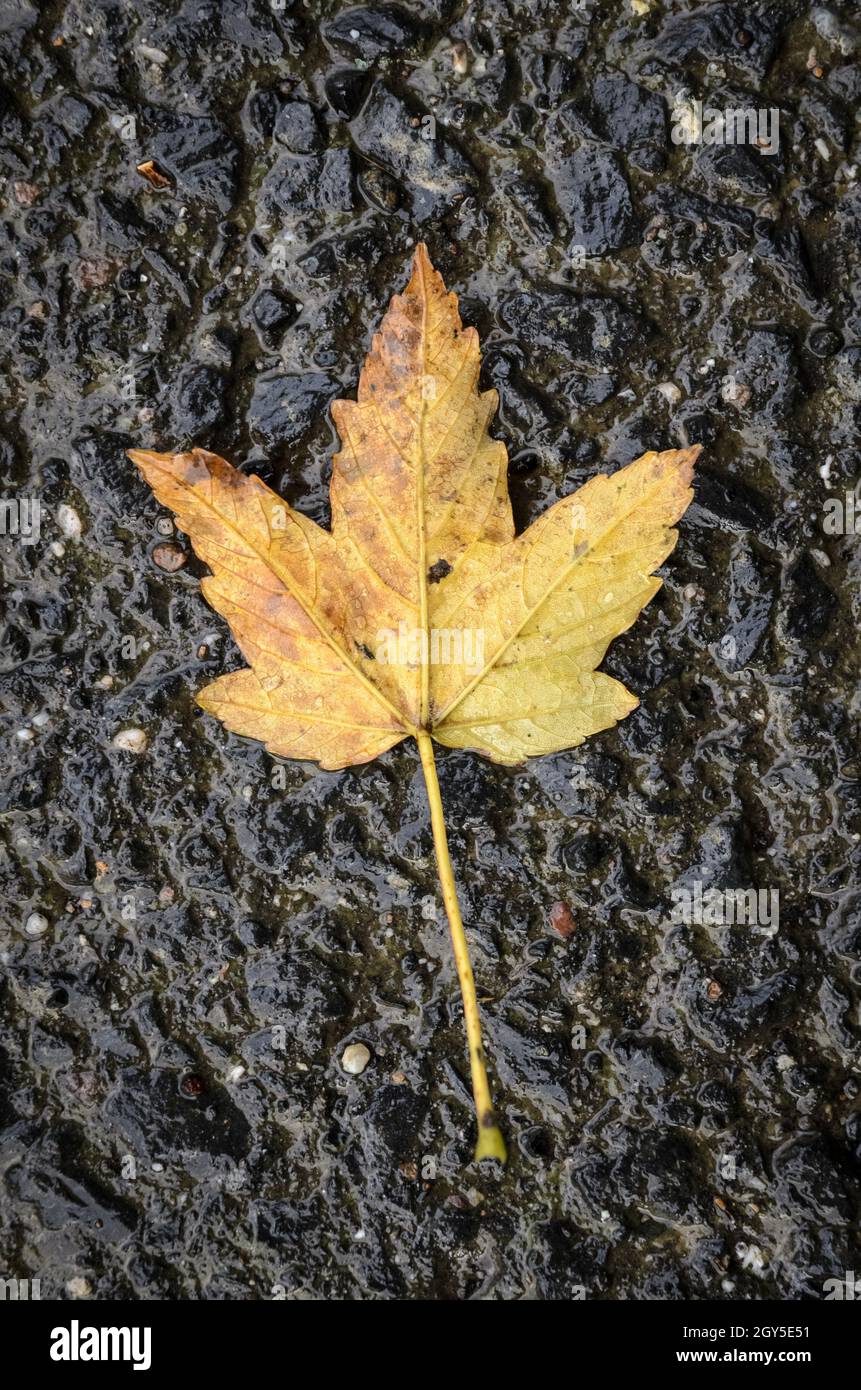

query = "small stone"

[
  {"left": 450, "top": 42, "right": 469, "bottom": 75},
  {"left": 341, "top": 1042, "right": 371, "bottom": 1075},
  {"left": 735, "top": 1242, "right": 766, "bottom": 1275},
  {"left": 13, "top": 181, "right": 40, "bottom": 206},
  {"left": 66, "top": 1277, "right": 92, "bottom": 1298},
  {"left": 721, "top": 378, "right": 752, "bottom": 408},
  {"left": 56, "top": 503, "right": 82, "bottom": 539},
  {"left": 390, "top": 1070, "right": 408, "bottom": 1085},
  {"left": 156, "top": 516, "right": 174, "bottom": 535},
  {"left": 549, "top": 901, "right": 576, "bottom": 939},
  {"left": 152, "top": 542, "right": 187, "bottom": 572},
  {"left": 656, "top": 381, "right": 682, "bottom": 404},
  {"left": 24, "top": 912, "right": 50, "bottom": 938},
  {"left": 139, "top": 43, "right": 169, "bottom": 65},
  {"left": 75, "top": 257, "right": 116, "bottom": 290},
  {"left": 706, "top": 979, "right": 723, "bottom": 1000},
  {"left": 252, "top": 288, "right": 299, "bottom": 335},
  {"left": 112, "top": 727, "right": 147, "bottom": 754}
]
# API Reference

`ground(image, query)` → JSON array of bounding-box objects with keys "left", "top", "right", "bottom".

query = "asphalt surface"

[{"left": 0, "top": 0, "right": 859, "bottom": 1299}]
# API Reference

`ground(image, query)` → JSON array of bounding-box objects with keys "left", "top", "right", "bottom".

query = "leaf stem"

[{"left": 416, "top": 730, "right": 507, "bottom": 1163}]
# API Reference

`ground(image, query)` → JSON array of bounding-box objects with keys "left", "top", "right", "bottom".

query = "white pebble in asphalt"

[
  {"left": 112, "top": 727, "right": 148, "bottom": 753},
  {"left": 341, "top": 1043, "right": 371, "bottom": 1075}
]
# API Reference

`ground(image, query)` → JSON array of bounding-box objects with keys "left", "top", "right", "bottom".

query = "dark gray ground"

[{"left": 1, "top": 0, "right": 859, "bottom": 1301}]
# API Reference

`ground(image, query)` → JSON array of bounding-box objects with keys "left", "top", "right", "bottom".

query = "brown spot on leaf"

[{"left": 428, "top": 558, "right": 452, "bottom": 583}]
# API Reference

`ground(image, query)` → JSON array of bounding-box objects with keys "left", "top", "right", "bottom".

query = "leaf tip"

[
  {"left": 127, "top": 447, "right": 171, "bottom": 472},
  {"left": 678, "top": 442, "right": 702, "bottom": 479}
]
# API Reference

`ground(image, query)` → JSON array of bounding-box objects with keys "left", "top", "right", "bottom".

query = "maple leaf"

[{"left": 129, "top": 244, "right": 698, "bottom": 1162}]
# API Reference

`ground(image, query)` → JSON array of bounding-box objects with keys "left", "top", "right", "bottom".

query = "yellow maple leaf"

[{"left": 129, "top": 244, "right": 698, "bottom": 1162}]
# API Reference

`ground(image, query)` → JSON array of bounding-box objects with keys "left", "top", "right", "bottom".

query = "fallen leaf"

[
  {"left": 129, "top": 244, "right": 698, "bottom": 1162},
  {"left": 136, "top": 159, "right": 172, "bottom": 190}
]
